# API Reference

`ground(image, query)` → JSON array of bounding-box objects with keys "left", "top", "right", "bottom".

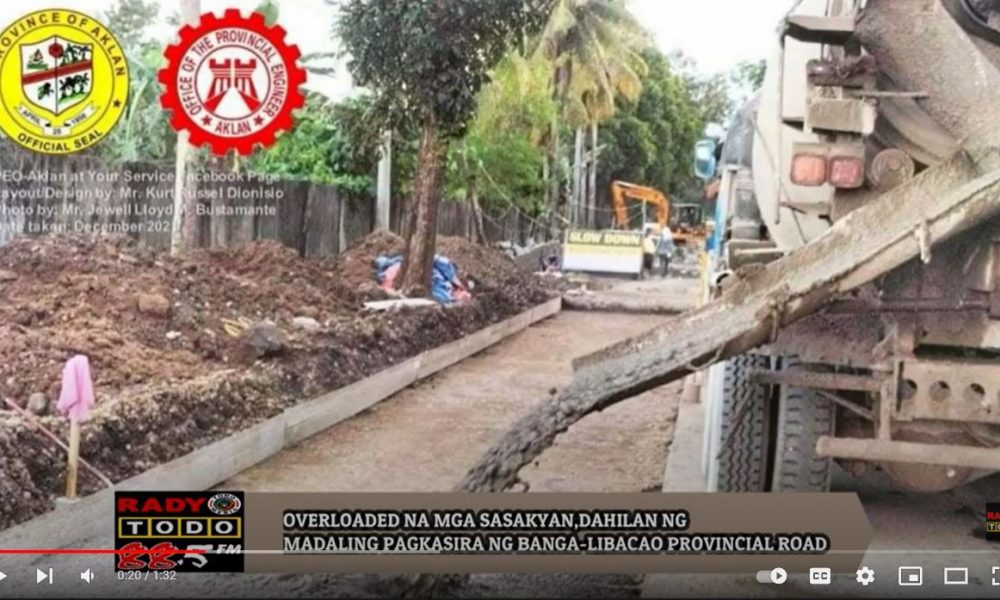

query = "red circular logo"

[{"left": 158, "top": 10, "right": 306, "bottom": 156}]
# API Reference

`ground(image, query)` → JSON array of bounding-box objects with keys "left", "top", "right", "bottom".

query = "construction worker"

[
  {"left": 642, "top": 226, "right": 658, "bottom": 273},
  {"left": 656, "top": 225, "right": 676, "bottom": 276}
]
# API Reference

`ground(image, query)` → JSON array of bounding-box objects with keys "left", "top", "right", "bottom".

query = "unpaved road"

[
  {"left": 226, "top": 310, "right": 678, "bottom": 495},
  {"left": 0, "top": 307, "right": 682, "bottom": 598},
  {"left": 563, "top": 277, "right": 699, "bottom": 315}
]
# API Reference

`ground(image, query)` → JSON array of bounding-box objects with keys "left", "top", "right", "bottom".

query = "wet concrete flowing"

[{"left": 458, "top": 163, "right": 1000, "bottom": 495}]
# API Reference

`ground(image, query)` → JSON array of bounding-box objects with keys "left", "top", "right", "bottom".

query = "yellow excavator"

[{"left": 610, "top": 181, "right": 707, "bottom": 245}]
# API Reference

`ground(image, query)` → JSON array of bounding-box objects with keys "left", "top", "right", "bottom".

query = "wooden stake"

[
  {"left": 65, "top": 421, "right": 81, "bottom": 499},
  {"left": 3, "top": 398, "right": 112, "bottom": 487}
]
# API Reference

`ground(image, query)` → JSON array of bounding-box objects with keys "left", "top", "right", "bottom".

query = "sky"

[
  {"left": 0, "top": 0, "right": 799, "bottom": 100},
  {"left": 628, "top": 0, "right": 792, "bottom": 74}
]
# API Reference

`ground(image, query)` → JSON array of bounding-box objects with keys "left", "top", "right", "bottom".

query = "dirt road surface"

[
  {"left": 0, "top": 306, "right": 681, "bottom": 598},
  {"left": 225, "top": 310, "right": 677, "bottom": 496},
  {"left": 563, "top": 278, "right": 699, "bottom": 314}
]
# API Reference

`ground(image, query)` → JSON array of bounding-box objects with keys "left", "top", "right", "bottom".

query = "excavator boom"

[{"left": 610, "top": 181, "right": 670, "bottom": 229}]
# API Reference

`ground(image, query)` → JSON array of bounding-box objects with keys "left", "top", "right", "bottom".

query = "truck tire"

[
  {"left": 771, "top": 358, "right": 835, "bottom": 492},
  {"left": 716, "top": 354, "right": 774, "bottom": 492}
]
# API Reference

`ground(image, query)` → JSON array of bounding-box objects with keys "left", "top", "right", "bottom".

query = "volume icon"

[{"left": 80, "top": 569, "right": 94, "bottom": 583}]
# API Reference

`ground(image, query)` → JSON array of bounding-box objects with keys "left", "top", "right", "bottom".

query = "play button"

[{"left": 0, "top": 571, "right": 6, "bottom": 581}]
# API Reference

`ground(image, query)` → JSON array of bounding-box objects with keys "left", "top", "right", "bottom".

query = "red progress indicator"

[{"left": 0, "top": 548, "right": 207, "bottom": 555}]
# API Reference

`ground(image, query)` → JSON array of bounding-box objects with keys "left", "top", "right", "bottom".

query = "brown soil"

[
  {"left": 334, "top": 230, "right": 539, "bottom": 300},
  {"left": 0, "top": 232, "right": 555, "bottom": 529},
  {"left": 0, "top": 236, "right": 359, "bottom": 401}
]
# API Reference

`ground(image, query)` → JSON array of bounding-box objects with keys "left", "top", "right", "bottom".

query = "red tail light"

[
  {"left": 828, "top": 156, "right": 866, "bottom": 189},
  {"left": 791, "top": 154, "right": 828, "bottom": 187}
]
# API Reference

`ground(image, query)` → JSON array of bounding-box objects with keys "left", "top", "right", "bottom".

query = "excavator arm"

[{"left": 610, "top": 181, "right": 670, "bottom": 229}]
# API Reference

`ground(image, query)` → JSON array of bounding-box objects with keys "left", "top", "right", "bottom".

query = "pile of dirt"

[
  {"left": 0, "top": 417, "right": 64, "bottom": 526},
  {"left": 0, "top": 232, "right": 556, "bottom": 529},
  {"left": 336, "top": 230, "right": 551, "bottom": 306},
  {"left": 0, "top": 236, "right": 359, "bottom": 403},
  {"left": 336, "top": 230, "right": 405, "bottom": 289},
  {"left": 437, "top": 236, "right": 534, "bottom": 289}
]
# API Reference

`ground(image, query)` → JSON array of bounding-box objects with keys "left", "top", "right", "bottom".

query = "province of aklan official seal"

[{"left": 0, "top": 9, "right": 129, "bottom": 154}]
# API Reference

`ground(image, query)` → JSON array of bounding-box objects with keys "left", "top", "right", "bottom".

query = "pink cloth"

[
  {"left": 56, "top": 355, "right": 95, "bottom": 423},
  {"left": 380, "top": 263, "right": 401, "bottom": 291}
]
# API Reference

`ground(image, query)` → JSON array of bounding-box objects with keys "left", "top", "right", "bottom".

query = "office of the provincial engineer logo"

[
  {"left": 0, "top": 9, "right": 129, "bottom": 154},
  {"left": 158, "top": 10, "right": 306, "bottom": 156}
]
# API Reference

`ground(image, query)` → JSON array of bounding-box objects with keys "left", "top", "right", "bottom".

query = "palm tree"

[
  {"left": 62, "top": 45, "right": 77, "bottom": 64},
  {"left": 59, "top": 77, "right": 74, "bottom": 99},
  {"left": 534, "top": 0, "right": 649, "bottom": 228}
]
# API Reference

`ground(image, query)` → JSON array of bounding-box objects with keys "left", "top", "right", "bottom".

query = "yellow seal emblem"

[{"left": 0, "top": 9, "right": 129, "bottom": 154}]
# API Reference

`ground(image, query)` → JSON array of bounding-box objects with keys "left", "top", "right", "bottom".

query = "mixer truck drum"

[{"left": 943, "top": 0, "right": 1000, "bottom": 44}]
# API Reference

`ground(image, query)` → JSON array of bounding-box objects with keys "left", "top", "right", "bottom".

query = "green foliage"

[
  {"left": 247, "top": 94, "right": 379, "bottom": 192},
  {"left": 671, "top": 51, "right": 768, "bottom": 126},
  {"left": 732, "top": 59, "right": 766, "bottom": 92},
  {"left": 535, "top": 0, "right": 650, "bottom": 126},
  {"left": 336, "top": 0, "right": 548, "bottom": 138},
  {"left": 599, "top": 49, "right": 705, "bottom": 196},
  {"left": 104, "top": 0, "right": 159, "bottom": 48},
  {"left": 449, "top": 133, "right": 546, "bottom": 213},
  {"left": 255, "top": 0, "right": 280, "bottom": 25},
  {"left": 101, "top": 0, "right": 174, "bottom": 163},
  {"left": 730, "top": 58, "right": 766, "bottom": 108},
  {"left": 687, "top": 71, "right": 732, "bottom": 127},
  {"left": 472, "top": 53, "right": 556, "bottom": 147},
  {"left": 445, "top": 52, "right": 556, "bottom": 213}
]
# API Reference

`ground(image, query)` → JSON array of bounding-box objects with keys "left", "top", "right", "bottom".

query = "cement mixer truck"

[
  {"left": 461, "top": 0, "right": 1000, "bottom": 500},
  {"left": 699, "top": 0, "right": 1000, "bottom": 495}
]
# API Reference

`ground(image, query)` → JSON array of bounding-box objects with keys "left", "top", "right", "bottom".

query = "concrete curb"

[
  {"left": 660, "top": 402, "right": 707, "bottom": 493},
  {"left": 0, "top": 297, "right": 562, "bottom": 549},
  {"left": 561, "top": 293, "right": 691, "bottom": 315},
  {"left": 642, "top": 401, "right": 706, "bottom": 598}
]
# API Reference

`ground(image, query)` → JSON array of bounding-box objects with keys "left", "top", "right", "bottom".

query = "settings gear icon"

[{"left": 856, "top": 566, "right": 875, "bottom": 586}]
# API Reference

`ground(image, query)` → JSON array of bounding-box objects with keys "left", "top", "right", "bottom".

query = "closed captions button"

[{"left": 810, "top": 567, "right": 832, "bottom": 585}]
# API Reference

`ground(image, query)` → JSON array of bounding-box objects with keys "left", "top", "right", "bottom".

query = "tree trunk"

[
  {"left": 572, "top": 127, "right": 584, "bottom": 227},
  {"left": 588, "top": 122, "right": 598, "bottom": 229},
  {"left": 551, "top": 62, "right": 570, "bottom": 234},
  {"left": 548, "top": 116, "right": 561, "bottom": 239},
  {"left": 470, "top": 185, "right": 487, "bottom": 245},
  {"left": 376, "top": 129, "right": 392, "bottom": 231},
  {"left": 171, "top": 0, "right": 201, "bottom": 256},
  {"left": 398, "top": 116, "right": 447, "bottom": 296},
  {"left": 542, "top": 153, "right": 550, "bottom": 240}
]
